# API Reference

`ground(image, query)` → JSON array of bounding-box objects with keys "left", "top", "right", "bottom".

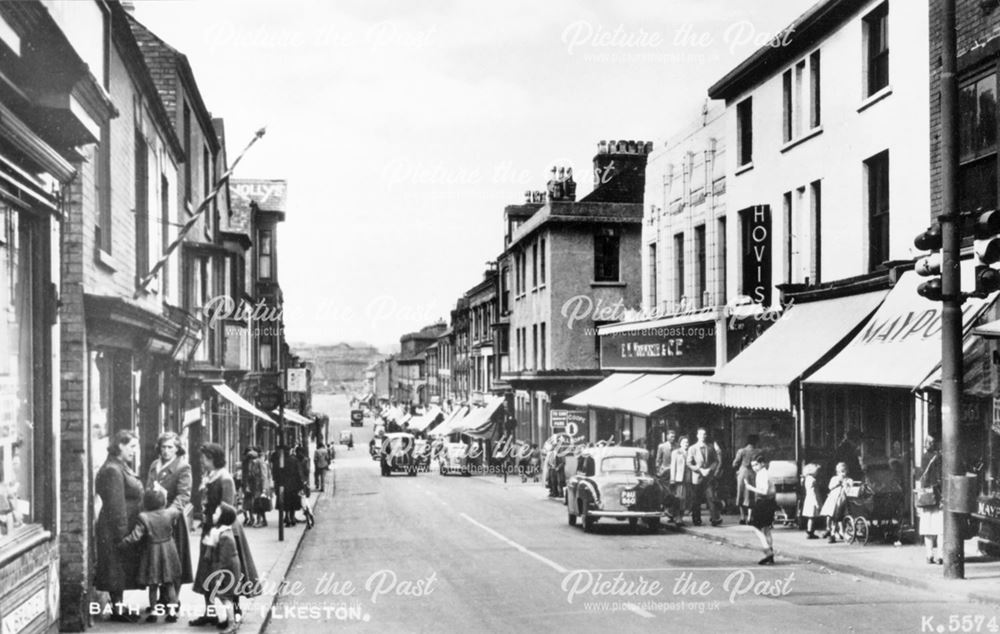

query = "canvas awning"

[
  {"left": 455, "top": 397, "right": 505, "bottom": 438},
  {"left": 272, "top": 408, "right": 314, "bottom": 426},
  {"left": 213, "top": 384, "right": 276, "bottom": 425},
  {"left": 805, "top": 267, "right": 995, "bottom": 389},
  {"left": 704, "top": 290, "right": 888, "bottom": 410},
  {"left": 429, "top": 406, "right": 470, "bottom": 437},
  {"left": 591, "top": 374, "right": 680, "bottom": 416},
  {"left": 408, "top": 406, "right": 443, "bottom": 432},
  {"left": 564, "top": 373, "right": 644, "bottom": 408}
]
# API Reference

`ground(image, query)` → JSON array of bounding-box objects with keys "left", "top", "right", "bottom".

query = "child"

[
  {"left": 119, "top": 489, "right": 183, "bottom": 623},
  {"left": 801, "top": 463, "right": 824, "bottom": 539},
  {"left": 203, "top": 502, "right": 241, "bottom": 634},
  {"left": 819, "top": 461, "right": 852, "bottom": 543}
]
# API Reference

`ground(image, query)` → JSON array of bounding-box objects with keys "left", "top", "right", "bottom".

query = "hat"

[{"left": 247, "top": 450, "right": 258, "bottom": 458}]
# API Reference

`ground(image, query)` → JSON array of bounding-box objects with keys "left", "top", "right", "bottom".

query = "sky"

[{"left": 133, "top": 0, "right": 815, "bottom": 352}]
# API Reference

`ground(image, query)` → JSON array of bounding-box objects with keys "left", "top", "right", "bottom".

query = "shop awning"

[
  {"left": 592, "top": 374, "right": 681, "bottom": 416},
  {"left": 455, "top": 397, "right": 505, "bottom": 438},
  {"left": 429, "top": 406, "right": 470, "bottom": 437},
  {"left": 271, "top": 408, "right": 314, "bottom": 426},
  {"left": 182, "top": 406, "right": 202, "bottom": 428},
  {"left": 705, "top": 291, "right": 888, "bottom": 411},
  {"left": 805, "top": 268, "right": 995, "bottom": 389},
  {"left": 408, "top": 406, "right": 442, "bottom": 432},
  {"left": 917, "top": 332, "right": 993, "bottom": 397},
  {"left": 564, "top": 373, "right": 645, "bottom": 408},
  {"left": 653, "top": 374, "right": 710, "bottom": 406},
  {"left": 213, "top": 384, "right": 276, "bottom": 425}
]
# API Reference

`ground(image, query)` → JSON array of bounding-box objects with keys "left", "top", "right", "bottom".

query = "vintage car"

[
  {"left": 565, "top": 446, "right": 673, "bottom": 533},
  {"left": 350, "top": 409, "right": 365, "bottom": 427},
  {"left": 439, "top": 442, "right": 473, "bottom": 476},
  {"left": 413, "top": 439, "right": 432, "bottom": 471},
  {"left": 379, "top": 432, "right": 418, "bottom": 476}
]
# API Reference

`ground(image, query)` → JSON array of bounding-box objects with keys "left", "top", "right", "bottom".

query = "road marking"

[
  {"left": 584, "top": 566, "right": 801, "bottom": 572},
  {"left": 459, "top": 512, "right": 568, "bottom": 574}
]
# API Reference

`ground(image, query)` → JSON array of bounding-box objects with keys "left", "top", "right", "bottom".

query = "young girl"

[
  {"left": 203, "top": 502, "right": 241, "bottom": 634},
  {"left": 118, "top": 489, "right": 183, "bottom": 623},
  {"left": 801, "top": 463, "right": 824, "bottom": 539},
  {"left": 299, "top": 489, "right": 314, "bottom": 529},
  {"left": 819, "top": 461, "right": 852, "bottom": 543}
]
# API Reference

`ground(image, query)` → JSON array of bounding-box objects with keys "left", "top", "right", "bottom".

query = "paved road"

[{"left": 266, "top": 398, "right": 1000, "bottom": 633}]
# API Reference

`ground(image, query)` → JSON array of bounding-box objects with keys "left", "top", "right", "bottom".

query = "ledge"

[
  {"left": 591, "top": 281, "right": 626, "bottom": 288},
  {"left": 95, "top": 247, "right": 119, "bottom": 272},
  {"left": 858, "top": 85, "right": 892, "bottom": 113},
  {"left": 0, "top": 525, "right": 52, "bottom": 569},
  {"left": 780, "top": 126, "right": 824, "bottom": 153},
  {"left": 734, "top": 162, "right": 754, "bottom": 176}
]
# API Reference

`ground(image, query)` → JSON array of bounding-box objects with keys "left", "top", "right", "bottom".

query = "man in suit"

[
  {"left": 687, "top": 427, "right": 722, "bottom": 526},
  {"left": 655, "top": 429, "right": 677, "bottom": 479}
]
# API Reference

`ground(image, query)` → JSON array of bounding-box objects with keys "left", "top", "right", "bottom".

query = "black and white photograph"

[{"left": 2, "top": 0, "right": 1000, "bottom": 632}]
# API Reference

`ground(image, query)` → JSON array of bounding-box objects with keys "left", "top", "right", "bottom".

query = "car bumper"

[{"left": 588, "top": 510, "right": 666, "bottom": 519}]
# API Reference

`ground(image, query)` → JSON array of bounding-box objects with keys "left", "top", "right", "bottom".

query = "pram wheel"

[
  {"left": 842, "top": 515, "right": 855, "bottom": 542},
  {"left": 854, "top": 517, "right": 870, "bottom": 545}
]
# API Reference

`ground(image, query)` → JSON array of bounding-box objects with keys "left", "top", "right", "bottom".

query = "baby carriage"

[
  {"left": 842, "top": 464, "right": 904, "bottom": 545},
  {"left": 769, "top": 460, "right": 799, "bottom": 527}
]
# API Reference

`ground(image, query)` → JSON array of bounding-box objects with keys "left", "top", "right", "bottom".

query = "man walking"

[
  {"left": 687, "top": 427, "right": 722, "bottom": 526},
  {"left": 655, "top": 429, "right": 677, "bottom": 478},
  {"left": 313, "top": 442, "right": 330, "bottom": 492}
]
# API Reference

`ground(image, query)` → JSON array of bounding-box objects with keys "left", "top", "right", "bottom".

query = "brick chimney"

[{"left": 584, "top": 139, "right": 653, "bottom": 204}]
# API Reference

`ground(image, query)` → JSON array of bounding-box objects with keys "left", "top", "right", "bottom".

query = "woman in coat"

[
  {"left": 669, "top": 436, "right": 692, "bottom": 525},
  {"left": 95, "top": 430, "right": 145, "bottom": 622},
  {"left": 732, "top": 434, "right": 758, "bottom": 525},
  {"left": 190, "top": 443, "right": 260, "bottom": 627},
  {"left": 273, "top": 445, "right": 302, "bottom": 526},
  {"left": 146, "top": 432, "right": 193, "bottom": 602},
  {"left": 917, "top": 435, "right": 944, "bottom": 564}
]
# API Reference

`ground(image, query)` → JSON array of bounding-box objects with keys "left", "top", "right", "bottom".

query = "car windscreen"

[{"left": 601, "top": 455, "right": 644, "bottom": 474}]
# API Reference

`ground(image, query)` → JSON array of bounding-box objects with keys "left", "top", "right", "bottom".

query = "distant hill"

[{"left": 294, "top": 343, "right": 385, "bottom": 393}]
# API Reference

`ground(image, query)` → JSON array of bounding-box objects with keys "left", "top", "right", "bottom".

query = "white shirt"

[{"left": 753, "top": 468, "right": 775, "bottom": 497}]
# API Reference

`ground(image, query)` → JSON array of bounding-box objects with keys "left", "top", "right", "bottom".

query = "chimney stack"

[{"left": 589, "top": 138, "right": 653, "bottom": 203}]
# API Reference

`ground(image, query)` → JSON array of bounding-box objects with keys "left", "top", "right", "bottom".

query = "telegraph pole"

[{"left": 940, "top": 0, "right": 964, "bottom": 579}]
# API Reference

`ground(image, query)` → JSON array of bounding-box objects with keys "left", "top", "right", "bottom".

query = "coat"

[
  {"left": 686, "top": 442, "right": 719, "bottom": 485},
  {"left": 313, "top": 447, "right": 330, "bottom": 470},
  {"left": 120, "top": 507, "right": 183, "bottom": 586},
  {"left": 95, "top": 456, "right": 144, "bottom": 592},
  {"left": 655, "top": 441, "right": 675, "bottom": 477},
  {"left": 193, "top": 470, "right": 260, "bottom": 598},
  {"left": 147, "top": 456, "right": 193, "bottom": 584},
  {"left": 203, "top": 527, "right": 241, "bottom": 600}
]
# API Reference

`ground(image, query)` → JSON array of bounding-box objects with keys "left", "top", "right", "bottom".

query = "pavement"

[{"left": 88, "top": 483, "right": 326, "bottom": 634}]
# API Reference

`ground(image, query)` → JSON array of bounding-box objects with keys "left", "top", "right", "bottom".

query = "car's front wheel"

[
  {"left": 581, "top": 501, "right": 596, "bottom": 533},
  {"left": 568, "top": 509, "right": 577, "bottom": 526}
]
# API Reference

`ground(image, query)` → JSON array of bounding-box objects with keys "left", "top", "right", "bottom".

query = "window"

[
  {"left": 784, "top": 186, "right": 820, "bottom": 285},
  {"left": 716, "top": 218, "right": 727, "bottom": 305},
  {"left": 783, "top": 70, "right": 793, "bottom": 143},
  {"left": 783, "top": 191, "right": 793, "bottom": 283},
  {"left": 810, "top": 50, "right": 821, "bottom": 128},
  {"left": 183, "top": 102, "right": 191, "bottom": 202},
  {"left": 694, "top": 225, "right": 706, "bottom": 306},
  {"left": 96, "top": 123, "right": 112, "bottom": 253},
  {"left": 161, "top": 175, "right": 170, "bottom": 293},
  {"left": 674, "top": 232, "right": 685, "bottom": 302},
  {"left": 540, "top": 237, "right": 546, "bottom": 285},
  {"left": 540, "top": 322, "right": 546, "bottom": 370},
  {"left": 959, "top": 72, "right": 998, "bottom": 213},
  {"left": 259, "top": 230, "right": 272, "bottom": 279},
  {"left": 594, "top": 229, "right": 620, "bottom": 282},
  {"left": 500, "top": 266, "right": 509, "bottom": 313},
  {"left": 810, "top": 180, "right": 822, "bottom": 283},
  {"left": 202, "top": 146, "right": 211, "bottom": 235},
  {"left": 532, "top": 241, "right": 538, "bottom": 288},
  {"left": 260, "top": 342, "right": 272, "bottom": 371},
  {"left": 134, "top": 130, "right": 149, "bottom": 286},
  {"left": 736, "top": 98, "right": 753, "bottom": 166},
  {"left": 532, "top": 324, "right": 538, "bottom": 370},
  {"left": 866, "top": 150, "right": 890, "bottom": 271},
  {"left": 647, "top": 243, "right": 658, "bottom": 309},
  {"left": 864, "top": 3, "right": 889, "bottom": 97}
]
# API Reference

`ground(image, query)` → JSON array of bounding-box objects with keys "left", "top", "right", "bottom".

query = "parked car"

[
  {"left": 413, "top": 439, "right": 432, "bottom": 471},
  {"left": 350, "top": 409, "right": 364, "bottom": 427},
  {"left": 439, "top": 442, "right": 472, "bottom": 476},
  {"left": 379, "top": 432, "right": 418, "bottom": 476},
  {"left": 565, "top": 446, "right": 673, "bottom": 533}
]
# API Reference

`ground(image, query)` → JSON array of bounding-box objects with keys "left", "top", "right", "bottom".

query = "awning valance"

[
  {"left": 805, "top": 267, "right": 994, "bottom": 389},
  {"left": 272, "top": 408, "right": 314, "bottom": 426},
  {"left": 213, "top": 384, "right": 276, "bottom": 425},
  {"left": 705, "top": 290, "right": 888, "bottom": 411}
]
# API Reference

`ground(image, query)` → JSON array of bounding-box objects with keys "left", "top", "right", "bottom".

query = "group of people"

[
  {"left": 655, "top": 427, "right": 726, "bottom": 527},
  {"left": 94, "top": 431, "right": 259, "bottom": 631},
  {"left": 239, "top": 443, "right": 328, "bottom": 530}
]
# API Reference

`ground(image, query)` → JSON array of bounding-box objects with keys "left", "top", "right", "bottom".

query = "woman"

[
  {"left": 819, "top": 462, "right": 852, "bottom": 543},
  {"left": 744, "top": 453, "right": 777, "bottom": 565},
  {"left": 252, "top": 447, "right": 272, "bottom": 527},
  {"left": 146, "top": 432, "right": 193, "bottom": 620},
  {"left": 669, "top": 436, "right": 692, "bottom": 526},
  {"left": 273, "top": 445, "right": 303, "bottom": 527},
  {"left": 190, "top": 443, "right": 260, "bottom": 627},
  {"left": 95, "top": 430, "right": 145, "bottom": 622},
  {"left": 916, "top": 435, "right": 943, "bottom": 565},
  {"left": 732, "top": 434, "right": 758, "bottom": 525},
  {"left": 243, "top": 449, "right": 263, "bottom": 527}
]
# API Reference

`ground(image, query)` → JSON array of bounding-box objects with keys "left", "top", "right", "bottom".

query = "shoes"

[
  {"left": 827, "top": 536, "right": 837, "bottom": 544},
  {"left": 937, "top": 558, "right": 944, "bottom": 565},
  {"left": 821, "top": 532, "right": 831, "bottom": 539},
  {"left": 758, "top": 554, "right": 775, "bottom": 566},
  {"left": 166, "top": 615, "right": 179, "bottom": 624},
  {"left": 109, "top": 613, "right": 139, "bottom": 623},
  {"left": 806, "top": 533, "right": 818, "bottom": 539},
  {"left": 738, "top": 519, "right": 747, "bottom": 525},
  {"left": 216, "top": 620, "right": 229, "bottom": 630},
  {"left": 926, "top": 556, "right": 936, "bottom": 565},
  {"left": 189, "top": 615, "right": 216, "bottom": 627},
  {"left": 710, "top": 519, "right": 723, "bottom": 527}
]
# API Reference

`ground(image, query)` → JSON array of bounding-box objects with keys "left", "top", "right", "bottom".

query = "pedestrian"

[
  {"left": 202, "top": 502, "right": 241, "bottom": 634},
  {"left": 145, "top": 432, "right": 193, "bottom": 610},
  {"left": 118, "top": 489, "right": 183, "bottom": 623},
  {"left": 239, "top": 448, "right": 255, "bottom": 526},
  {"left": 732, "top": 434, "right": 758, "bottom": 525},
  {"left": 744, "top": 453, "right": 777, "bottom": 565},
  {"left": 255, "top": 447, "right": 273, "bottom": 527},
  {"left": 687, "top": 427, "right": 722, "bottom": 526},
  {"left": 190, "top": 443, "right": 259, "bottom": 627},
  {"left": 833, "top": 430, "right": 864, "bottom": 480},
  {"left": 313, "top": 443, "right": 330, "bottom": 492},
  {"left": 801, "top": 462, "right": 824, "bottom": 539},
  {"left": 656, "top": 429, "right": 677, "bottom": 479},
  {"left": 669, "top": 435, "right": 692, "bottom": 525},
  {"left": 915, "top": 435, "right": 943, "bottom": 565},
  {"left": 273, "top": 445, "right": 303, "bottom": 527},
  {"left": 819, "top": 461, "right": 851, "bottom": 543},
  {"left": 95, "top": 430, "right": 144, "bottom": 622},
  {"left": 243, "top": 449, "right": 263, "bottom": 527},
  {"left": 528, "top": 443, "right": 541, "bottom": 482}
]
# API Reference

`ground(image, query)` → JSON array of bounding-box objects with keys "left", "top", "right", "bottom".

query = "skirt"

[
  {"left": 918, "top": 507, "right": 944, "bottom": 536},
  {"left": 801, "top": 489, "right": 823, "bottom": 518},
  {"left": 819, "top": 487, "right": 846, "bottom": 519},
  {"left": 736, "top": 468, "right": 754, "bottom": 507},
  {"left": 749, "top": 497, "right": 777, "bottom": 529}
]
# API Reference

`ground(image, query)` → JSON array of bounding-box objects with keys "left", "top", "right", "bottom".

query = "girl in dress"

[
  {"left": 819, "top": 461, "right": 852, "bottom": 543},
  {"left": 203, "top": 502, "right": 241, "bottom": 634},
  {"left": 744, "top": 453, "right": 777, "bottom": 565},
  {"left": 118, "top": 489, "right": 183, "bottom": 623},
  {"left": 801, "top": 463, "right": 824, "bottom": 539}
]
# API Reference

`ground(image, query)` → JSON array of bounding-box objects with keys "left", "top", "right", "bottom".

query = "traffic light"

[
  {"left": 973, "top": 209, "right": 1000, "bottom": 295},
  {"left": 914, "top": 224, "right": 944, "bottom": 301}
]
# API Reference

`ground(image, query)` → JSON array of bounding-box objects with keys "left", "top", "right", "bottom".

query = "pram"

[
  {"left": 842, "top": 464, "right": 904, "bottom": 545},
  {"left": 769, "top": 460, "right": 799, "bottom": 527}
]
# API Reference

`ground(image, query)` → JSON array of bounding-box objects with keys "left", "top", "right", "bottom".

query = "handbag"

[{"left": 914, "top": 454, "right": 940, "bottom": 508}]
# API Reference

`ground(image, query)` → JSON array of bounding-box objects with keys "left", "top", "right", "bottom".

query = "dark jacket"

[
  {"left": 95, "top": 456, "right": 144, "bottom": 592},
  {"left": 147, "top": 457, "right": 193, "bottom": 583}
]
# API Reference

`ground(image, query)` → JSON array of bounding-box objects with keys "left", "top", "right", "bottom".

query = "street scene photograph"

[{"left": 3, "top": 0, "right": 1000, "bottom": 632}]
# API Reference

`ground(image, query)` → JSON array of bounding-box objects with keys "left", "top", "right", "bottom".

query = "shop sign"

[
  {"left": 2, "top": 588, "right": 46, "bottom": 634},
  {"left": 551, "top": 409, "right": 586, "bottom": 431},
  {"left": 600, "top": 320, "right": 715, "bottom": 370},
  {"left": 257, "top": 384, "right": 281, "bottom": 411},
  {"left": 286, "top": 368, "right": 308, "bottom": 393}
]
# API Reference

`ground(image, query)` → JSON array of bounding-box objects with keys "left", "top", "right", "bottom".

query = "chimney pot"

[{"left": 598, "top": 140, "right": 608, "bottom": 154}]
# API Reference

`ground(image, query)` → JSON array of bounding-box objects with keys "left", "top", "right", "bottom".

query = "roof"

[{"left": 708, "top": 0, "right": 870, "bottom": 101}]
